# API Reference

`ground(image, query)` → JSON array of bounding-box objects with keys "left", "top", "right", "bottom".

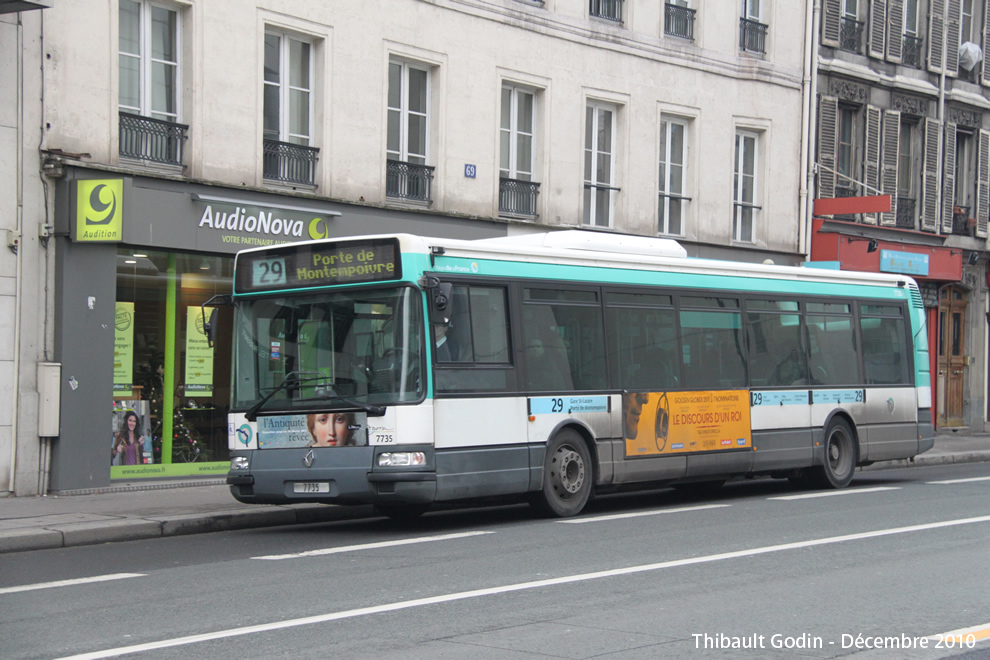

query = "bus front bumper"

[{"left": 227, "top": 446, "right": 437, "bottom": 506}]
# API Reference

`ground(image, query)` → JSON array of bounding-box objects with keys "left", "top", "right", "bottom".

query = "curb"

[
  {"left": 0, "top": 504, "right": 372, "bottom": 555},
  {"left": 861, "top": 450, "right": 990, "bottom": 471}
]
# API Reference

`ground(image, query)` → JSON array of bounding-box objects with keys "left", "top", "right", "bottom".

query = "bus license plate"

[{"left": 293, "top": 482, "right": 330, "bottom": 494}]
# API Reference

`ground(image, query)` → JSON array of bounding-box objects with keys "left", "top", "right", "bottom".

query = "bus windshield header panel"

[{"left": 236, "top": 238, "right": 402, "bottom": 293}]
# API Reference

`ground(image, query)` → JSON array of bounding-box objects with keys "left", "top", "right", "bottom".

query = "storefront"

[
  {"left": 809, "top": 215, "right": 985, "bottom": 430},
  {"left": 49, "top": 167, "right": 506, "bottom": 491}
]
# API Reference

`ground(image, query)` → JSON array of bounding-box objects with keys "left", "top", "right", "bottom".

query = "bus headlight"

[
  {"left": 230, "top": 456, "right": 250, "bottom": 471},
  {"left": 378, "top": 452, "right": 426, "bottom": 467}
]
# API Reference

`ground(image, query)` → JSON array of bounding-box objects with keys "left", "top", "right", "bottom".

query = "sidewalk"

[{"left": 2, "top": 433, "right": 989, "bottom": 555}]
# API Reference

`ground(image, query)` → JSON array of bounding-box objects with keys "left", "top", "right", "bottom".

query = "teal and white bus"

[{"left": 224, "top": 231, "right": 934, "bottom": 518}]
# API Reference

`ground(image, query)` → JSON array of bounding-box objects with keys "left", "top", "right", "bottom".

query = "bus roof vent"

[
  {"left": 907, "top": 282, "right": 924, "bottom": 310},
  {"left": 479, "top": 230, "right": 688, "bottom": 259}
]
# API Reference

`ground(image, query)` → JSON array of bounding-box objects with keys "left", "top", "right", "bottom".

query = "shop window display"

[{"left": 114, "top": 249, "right": 233, "bottom": 478}]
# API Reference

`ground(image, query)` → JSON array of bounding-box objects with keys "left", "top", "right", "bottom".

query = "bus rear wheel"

[
  {"left": 809, "top": 418, "right": 857, "bottom": 488},
  {"left": 532, "top": 429, "right": 592, "bottom": 518}
]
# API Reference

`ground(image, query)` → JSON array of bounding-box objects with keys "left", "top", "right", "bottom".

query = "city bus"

[{"left": 223, "top": 230, "right": 934, "bottom": 518}]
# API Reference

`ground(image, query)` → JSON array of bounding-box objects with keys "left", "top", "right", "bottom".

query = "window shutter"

[
  {"left": 886, "top": 0, "right": 904, "bottom": 63},
  {"left": 945, "top": 0, "right": 961, "bottom": 77},
  {"left": 928, "top": 0, "right": 946, "bottom": 74},
  {"left": 869, "top": 0, "right": 887, "bottom": 59},
  {"left": 982, "top": 1, "right": 990, "bottom": 85},
  {"left": 818, "top": 96, "right": 839, "bottom": 199},
  {"left": 881, "top": 110, "right": 901, "bottom": 226},
  {"left": 864, "top": 105, "right": 883, "bottom": 224},
  {"left": 921, "top": 117, "right": 941, "bottom": 231},
  {"left": 977, "top": 129, "right": 990, "bottom": 238},
  {"left": 822, "top": 0, "right": 841, "bottom": 47},
  {"left": 942, "top": 123, "right": 957, "bottom": 234}
]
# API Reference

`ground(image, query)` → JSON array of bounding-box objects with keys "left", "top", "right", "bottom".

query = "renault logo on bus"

[{"left": 303, "top": 449, "right": 315, "bottom": 468}]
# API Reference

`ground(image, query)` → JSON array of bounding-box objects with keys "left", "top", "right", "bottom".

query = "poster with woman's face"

[
  {"left": 111, "top": 401, "right": 153, "bottom": 465},
  {"left": 256, "top": 412, "right": 369, "bottom": 448}
]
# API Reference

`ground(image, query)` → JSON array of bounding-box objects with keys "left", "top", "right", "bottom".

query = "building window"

[
  {"left": 739, "top": 0, "right": 768, "bottom": 53},
  {"left": 664, "top": 1, "right": 696, "bottom": 40},
  {"left": 387, "top": 60, "right": 434, "bottom": 202},
  {"left": 500, "top": 86, "right": 540, "bottom": 217},
  {"left": 732, "top": 130, "right": 759, "bottom": 243},
  {"left": 263, "top": 31, "right": 318, "bottom": 185},
  {"left": 590, "top": 0, "right": 623, "bottom": 22},
  {"left": 658, "top": 117, "right": 688, "bottom": 236},
  {"left": 961, "top": 0, "right": 974, "bottom": 44},
  {"left": 839, "top": 0, "right": 864, "bottom": 54},
  {"left": 836, "top": 106, "right": 857, "bottom": 197},
  {"left": 955, "top": 129, "right": 975, "bottom": 227},
  {"left": 118, "top": 0, "right": 187, "bottom": 165},
  {"left": 584, "top": 102, "right": 617, "bottom": 227},
  {"left": 897, "top": 119, "right": 918, "bottom": 228},
  {"left": 902, "top": 0, "right": 922, "bottom": 68}
]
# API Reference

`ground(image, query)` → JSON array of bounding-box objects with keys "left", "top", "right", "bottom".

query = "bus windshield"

[{"left": 232, "top": 285, "right": 424, "bottom": 414}]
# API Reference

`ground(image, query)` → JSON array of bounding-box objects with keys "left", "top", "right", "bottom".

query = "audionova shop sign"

[{"left": 71, "top": 179, "right": 341, "bottom": 252}]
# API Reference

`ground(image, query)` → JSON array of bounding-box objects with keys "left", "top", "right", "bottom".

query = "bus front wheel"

[
  {"left": 532, "top": 429, "right": 593, "bottom": 518},
  {"left": 810, "top": 418, "right": 857, "bottom": 489}
]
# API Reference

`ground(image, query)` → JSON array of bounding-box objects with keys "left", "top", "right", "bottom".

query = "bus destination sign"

[{"left": 236, "top": 239, "right": 401, "bottom": 293}]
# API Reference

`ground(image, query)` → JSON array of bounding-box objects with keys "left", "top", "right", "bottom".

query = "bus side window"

[{"left": 860, "top": 315, "right": 908, "bottom": 385}]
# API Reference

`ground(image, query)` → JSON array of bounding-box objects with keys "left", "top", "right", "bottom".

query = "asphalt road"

[{"left": 2, "top": 462, "right": 990, "bottom": 660}]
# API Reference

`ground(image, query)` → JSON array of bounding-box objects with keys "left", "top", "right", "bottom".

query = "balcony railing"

[
  {"left": 839, "top": 17, "right": 864, "bottom": 54},
  {"left": 664, "top": 4, "right": 696, "bottom": 40},
  {"left": 896, "top": 197, "right": 916, "bottom": 229},
  {"left": 386, "top": 160, "right": 435, "bottom": 203},
  {"left": 499, "top": 177, "right": 541, "bottom": 217},
  {"left": 590, "top": 0, "right": 622, "bottom": 22},
  {"left": 739, "top": 17, "right": 768, "bottom": 54},
  {"left": 119, "top": 112, "right": 187, "bottom": 166},
  {"left": 263, "top": 139, "right": 320, "bottom": 186},
  {"left": 952, "top": 205, "right": 973, "bottom": 235},
  {"left": 902, "top": 35, "right": 923, "bottom": 68}
]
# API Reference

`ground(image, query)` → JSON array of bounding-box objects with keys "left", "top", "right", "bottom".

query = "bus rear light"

[
  {"left": 378, "top": 452, "right": 426, "bottom": 467},
  {"left": 230, "top": 456, "right": 250, "bottom": 471}
]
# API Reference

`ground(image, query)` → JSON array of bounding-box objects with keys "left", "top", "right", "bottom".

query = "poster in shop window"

[
  {"left": 113, "top": 302, "right": 135, "bottom": 397},
  {"left": 184, "top": 305, "right": 214, "bottom": 397}
]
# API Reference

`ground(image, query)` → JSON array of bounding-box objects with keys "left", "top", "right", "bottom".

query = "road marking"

[
  {"left": 927, "top": 476, "right": 990, "bottom": 485},
  {"left": 252, "top": 531, "right": 494, "bottom": 560},
  {"left": 0, "top": 573, "right": 145, "bottom": 595},
  {"left": 768, "top": 486, "right": 900, "bottom": 500},
  {"left": 930, "top": 622, "right": 990, "bottom": 644},
  {"left": 57, "top": 514, "right": 990, "bottom": 660},
  {"left": 557, "top": 504, "right": 731, "bottom": 524}
]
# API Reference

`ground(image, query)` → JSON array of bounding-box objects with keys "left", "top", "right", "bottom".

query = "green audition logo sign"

[{"left": 76, "top": 179, "right": 124, "bottom": 241}]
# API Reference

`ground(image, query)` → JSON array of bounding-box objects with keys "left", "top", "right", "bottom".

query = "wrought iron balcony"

[
  {"left": 263, "top": 139, "right": 320, "bottom": 186},
  {"left": 902, "top": 35, "right": 923, "bottom": 68},
  {"left": 896, "top": 197, "right": 916, "bottom": 229},
  {"left": 664, "top": 4, "right": 696, "bottom": 40},
  {"left": 386, "top": 160, "right": 434, "bottom": 203},
  {"left": 499, "top": 177, "right": 540, "bottom": 217},
  {"left": 590, "top": 0, "right": 622, "bottom": 22},
  {"left": 119, "top": 112, "right": 187, "bottom": 166},
  {"left": 739, "top": 17, "right": 768, "bottom": 54},
  {"left": 839, "top": 17, "right": 864, "bottom": 54},
  {"left": 952, "top": 205, "right": 973, "bottom": 235}
]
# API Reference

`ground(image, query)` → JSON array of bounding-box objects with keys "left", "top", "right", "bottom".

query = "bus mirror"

[
  {"left": 201, "top": 294, "right": 231, "bottom": 349},
  {"left": 430, "top": 282, "right": 453, "bottom": 324},
  {"left": 204, "top": 307, "right": 219, "bottom": 348}
]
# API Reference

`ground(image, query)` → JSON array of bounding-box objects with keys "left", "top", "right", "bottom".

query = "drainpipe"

[
  {"left": 800, "top": 0, "right": 822, "bottom": 261},
  {"left": 9, "top": 12, "right": 25, "bottom": 494}
]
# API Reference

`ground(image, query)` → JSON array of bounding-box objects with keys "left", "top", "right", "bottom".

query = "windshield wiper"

[
  {"left": 245, "top": 371, "right": 386, "bottom": 420},
  {"left": 244, "top": 371, "right": 310, "bottom": 421},
  {"left": 302, "top": 388, "right": 386, "bottom": 417}
]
